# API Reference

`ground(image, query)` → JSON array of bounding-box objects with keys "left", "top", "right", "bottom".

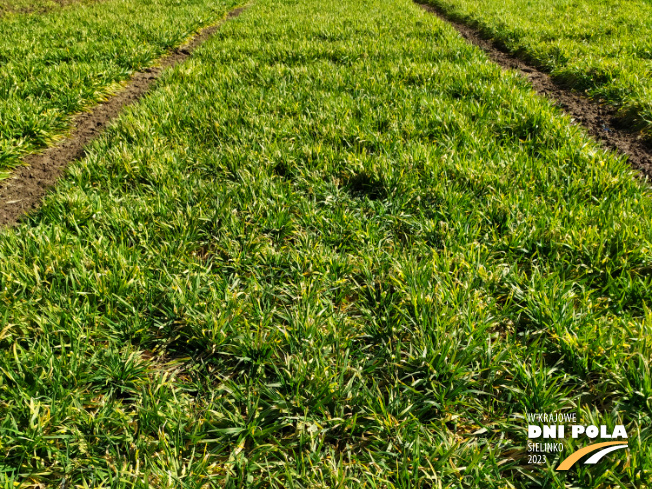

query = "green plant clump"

[
  {"left": 426, "top": 0, "right": 652, "bottom": 138},
  {"left": 0, "top": 0, "right": 237, "bottom": 177},
  {"left": 0, "top": 0, "right": 651, "bottom": 487},
  {"left": 0, "top": 0, "right": 94, "bottom": 17}
]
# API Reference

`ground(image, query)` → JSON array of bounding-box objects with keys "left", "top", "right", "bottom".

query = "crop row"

[
  {"left": 426, "top": 0, "right": 652, "bottom": 138},
  {"left": 1, "top": 0, "right": 651, "bottom": 487},
  {"left": 0, "top": 0, "right": 237, "bottom": 177},
  {"left": 1, "top": 0, "right": 78, "bottom": 17}
]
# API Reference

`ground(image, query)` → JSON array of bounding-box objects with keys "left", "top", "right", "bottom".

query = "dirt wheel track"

[
  {"left": 418, "top": 2, "right": 652, "bottom": 181},
  {"left": 0, "top": 5, "right": 248, "bottom": 227}
]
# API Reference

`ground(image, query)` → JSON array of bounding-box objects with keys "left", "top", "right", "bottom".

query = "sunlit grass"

[
  {"left": 426, "top": 0, "right": 652, "bottom": 138},
  {"left": 0, "top": 0, "right": 237, "bottom": 177},
  {"left": 0, "top": 0, "right": 651, "bottom": 486},
  {"left": 0, "top": 0, "right": 87, "bottom": 16}
]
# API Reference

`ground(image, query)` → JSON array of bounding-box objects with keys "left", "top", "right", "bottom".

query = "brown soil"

[
  {"left": 0, "top": 6, "right": 247, "bottom": 227},
  {"left": 418, "top": 2, "right": 652, "bottom": 180},
  {"left": 1, "top": 0, "right": 98, "bottom": 16}
]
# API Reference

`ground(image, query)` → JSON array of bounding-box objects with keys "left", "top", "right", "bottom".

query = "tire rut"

[
  {"left": 0, "top": 5, "right": 249, "bottom": 227},
  {"left": 417, "top": 2, "right": 652, "bottom": 181}
]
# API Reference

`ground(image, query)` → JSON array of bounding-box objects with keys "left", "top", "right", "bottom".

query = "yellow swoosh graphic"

[{"left": 556, "top": 441, "right": 628, "bottom": 471}]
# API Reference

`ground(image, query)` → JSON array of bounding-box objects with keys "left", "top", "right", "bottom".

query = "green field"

[
  {"left": 0, "top": 0, "right": 85, "bottom": 16},
  {"left": 1, "top": 0, "right": 651, "bottom": 487},
  {"left": 425, "top": 0, "right": 652, "bottom": 138},
  {"left": 0, "top": 0, "right": 237, "bottom": 177}
]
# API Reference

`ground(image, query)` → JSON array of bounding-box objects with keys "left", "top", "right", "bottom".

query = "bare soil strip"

[
  {"left": 418, "top": 2, "right": 652, "bottom": 181},
  {"left": 0, "top": 6, "right": 247, "bottom": 227}
]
